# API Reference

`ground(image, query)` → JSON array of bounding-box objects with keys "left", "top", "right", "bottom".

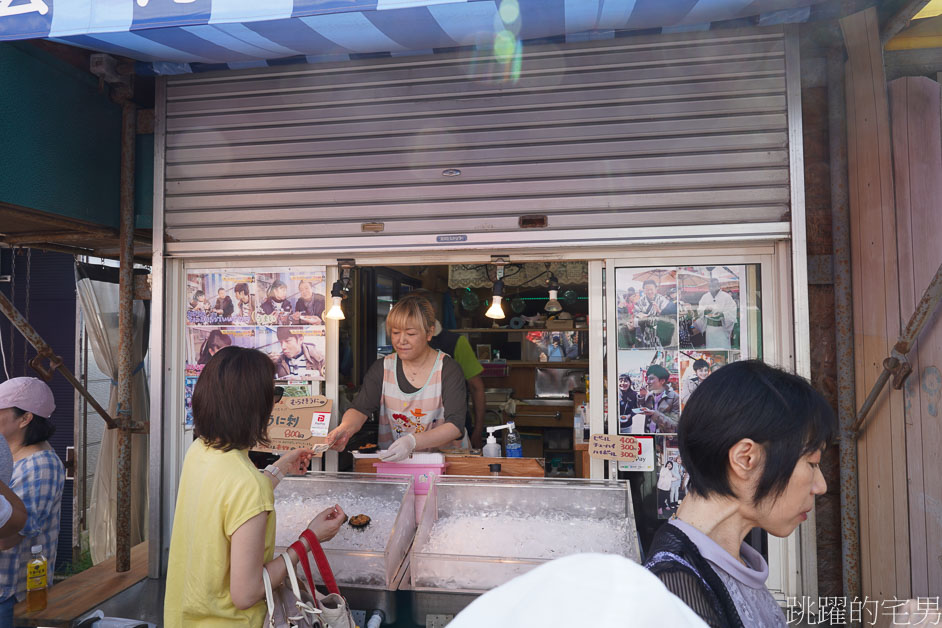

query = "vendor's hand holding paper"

[
  {"left": 378, "top": 433, "right": 416, "bottom": 462},
  {"left": 326, "top": 424, "right": 356, "bottom": 451}
]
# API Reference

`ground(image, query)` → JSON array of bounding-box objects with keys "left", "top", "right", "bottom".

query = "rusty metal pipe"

[
  {"left": 115, "top": 98, "right": 137, "bottom": 573},
  {"left": 894, "top": 261, "right": 942, "bottom": 355},
  {"left": 0, "top": 290, "right": 118, "bottom": 429},
  {"left": 828, "top": 48, "right": 861, "bottom": 603},
  {"left": 852, "top": 261, "right": 942, "bottom": 435}
]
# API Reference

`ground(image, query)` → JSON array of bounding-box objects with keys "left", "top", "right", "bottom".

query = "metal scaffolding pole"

[
  {"left": 828, "top": 48, "right": 861, "bottom": 604},
  {"left": 0, "top": 290, "right": 117, "bottom": 429},
  {"left": 115, "top": 96, "right": 137, "bottom": 573}
]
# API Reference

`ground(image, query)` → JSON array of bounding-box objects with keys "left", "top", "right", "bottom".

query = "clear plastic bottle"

[
  {"left": 573, "top": 406, "right": 585, "bottom": 445},
  {"left": 26, "top": 545, "right": 47, "bottom": 612},
  {"left": 505, "top": 421, "right": 523, "bottom": 458}
]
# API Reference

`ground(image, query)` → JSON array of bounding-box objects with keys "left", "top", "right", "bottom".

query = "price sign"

[
  {"left": 253, "top": 396, "right": 332, "bottom": 455},
  {"left": 589, "top": 434, "right": 641, "bottom": 462}
]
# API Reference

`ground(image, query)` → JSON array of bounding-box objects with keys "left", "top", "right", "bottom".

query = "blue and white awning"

[{"left": 1, "top": 0, "right": 831, "bottom": 73}]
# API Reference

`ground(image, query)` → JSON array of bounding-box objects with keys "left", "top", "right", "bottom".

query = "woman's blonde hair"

[{"left": 386, "top": 293, "right": 435, "bottom": 337}]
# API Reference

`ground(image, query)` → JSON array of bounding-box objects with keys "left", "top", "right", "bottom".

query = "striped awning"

[{"left": 1, "top": 0, "right": 830, "bottom": 73}]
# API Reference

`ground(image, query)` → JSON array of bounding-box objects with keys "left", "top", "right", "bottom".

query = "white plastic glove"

[{"left": 379, "top": 433, "right": 416, "bottom": 462}]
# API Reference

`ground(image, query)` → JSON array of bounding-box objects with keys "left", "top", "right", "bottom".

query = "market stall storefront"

[{"left": 148, "top": 23, "right": 812, "bottom": 622}]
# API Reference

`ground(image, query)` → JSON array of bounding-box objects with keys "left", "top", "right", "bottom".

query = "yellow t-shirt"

[{"left": 164, "top": 439, "right": 276, "bottom": 627}]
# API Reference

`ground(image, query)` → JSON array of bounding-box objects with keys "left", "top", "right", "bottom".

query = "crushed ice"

[
  {"left": 274, "top": 491, "right": 401, "bottom": 551},
  {"left": 414, "top": 511, "right": 633, "bottom": 590}
]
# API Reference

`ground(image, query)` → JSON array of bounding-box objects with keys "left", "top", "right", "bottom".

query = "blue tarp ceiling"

[{"left": 1, "top": 0, "right": 831, "bottom": 73}]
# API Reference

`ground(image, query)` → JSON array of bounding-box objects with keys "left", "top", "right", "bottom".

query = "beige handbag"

[{"left": 262, "top": 552, "right": 322, "bottom": 628}]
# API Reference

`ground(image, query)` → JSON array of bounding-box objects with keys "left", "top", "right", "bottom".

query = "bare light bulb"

[
  {"left": 545, "top": 289, "right": 563, "bottom": 313},
  {"left": 485, "top": 295, "right": 505, "bottom": 319},
  {"left": 324, "top": 295, "right": 345, "bottom": 320}
]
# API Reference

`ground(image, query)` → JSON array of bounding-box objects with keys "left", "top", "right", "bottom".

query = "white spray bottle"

[{"left": 482, "top": 424, "right": 512, "bottom": 457}]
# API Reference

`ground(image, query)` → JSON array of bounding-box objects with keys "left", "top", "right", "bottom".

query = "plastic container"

[
  {"left": 504, "top": 422, "right": 522, "bottom": 458},
  {"left": 482, "top": 439, "right": 501, "bottom": 457},
  {"left": 26, "top": 545, "right": 47, "bottom": 612},
  {"left": 411, "top": 476, "right": 640, "bottom": 593},
  {"left": 573, "top": 406, "right": 584, "bottom": 445},
  {"left": 274, "top": 472, "right": 415, "bottom": 589},
  {"left": 374, "top": 457, "right": 448, "bottom": 521},
  {"left": 373, "top": 461, "right": 447, "bottom": 496},
  {"left": 482, "top": 424, "right": 512, "bottom": 458}
]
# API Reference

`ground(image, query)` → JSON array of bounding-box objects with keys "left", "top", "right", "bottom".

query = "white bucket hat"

[{"left": 0, "top": 377, "right": 56, "bottom": 418}]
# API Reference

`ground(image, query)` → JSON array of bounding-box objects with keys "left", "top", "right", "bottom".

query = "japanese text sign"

[
  {"left": 252, "top": 396, "right": 332, "bottom": 455},
  {"left": 589, "top": 433, "right": 641, "bottom": 462}
]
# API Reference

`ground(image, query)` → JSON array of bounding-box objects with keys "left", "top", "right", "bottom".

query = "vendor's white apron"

[{"left": 378, "top": 351, "right": 465, "bottom": 450}]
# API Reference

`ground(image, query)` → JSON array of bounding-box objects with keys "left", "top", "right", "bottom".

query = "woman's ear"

[
  {"left": 727, "top": 438, "right": 763, "bottom": 483},
  {"left": 17, "top": 411, "right": 34, "bottom": 430}
]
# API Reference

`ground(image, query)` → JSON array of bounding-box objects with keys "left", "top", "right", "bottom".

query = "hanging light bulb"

[
  {"left": 325, "top": 296, "right": 345, "bottom": 320},
  {"left": 324, "top": 280, "right": 346, "bottom": 320},
  {"left": 545, "top": 289, "right": 563, "bottom": 313},
  {"left": 485, "top": 279, "right": 506, "bottom": 319},
  {"left": 544, "top": 273, "right": 562, "bottom": 312}
]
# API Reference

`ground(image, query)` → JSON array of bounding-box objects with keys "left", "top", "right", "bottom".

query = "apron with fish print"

[{"left": 377, "top": 351, "right": 463, "bottom": 450}]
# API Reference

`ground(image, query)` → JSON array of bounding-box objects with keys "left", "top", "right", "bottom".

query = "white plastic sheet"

[{"left": 76, "top": 273, "right": 148, "bottom": 564}]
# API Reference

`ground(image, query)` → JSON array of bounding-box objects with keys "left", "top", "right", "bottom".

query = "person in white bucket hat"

[
  {"left": 0, "top": 377, "right": 65, "bottom": 623},
  {"left": 448, "top": 553, "right": 707, "bottom": 627}
]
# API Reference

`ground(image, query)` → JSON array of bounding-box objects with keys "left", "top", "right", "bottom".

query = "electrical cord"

[{"left": 0, "top": 322, "right": 9, "bottom": 380}]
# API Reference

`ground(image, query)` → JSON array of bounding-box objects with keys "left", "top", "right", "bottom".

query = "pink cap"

[{"left": 0, "top": 378, "right": 56, "bottom": 418}]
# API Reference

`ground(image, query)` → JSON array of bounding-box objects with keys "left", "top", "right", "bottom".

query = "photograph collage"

[
  {"left": 615, "top": 265, "right": 749, "bottom": 519},
  {"left": 183, "top": 267, "right": 327, "bottom": 427}
]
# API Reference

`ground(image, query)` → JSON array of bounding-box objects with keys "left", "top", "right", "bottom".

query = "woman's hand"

[
  {"left": 326, "top": 423, "right": 357, "bottom": 451},
  {"left": 275, "top": 448, "right": 313, "bottom": 476},
  {"left": 306, "top": 505, "right": 347, "bottom": 542}
]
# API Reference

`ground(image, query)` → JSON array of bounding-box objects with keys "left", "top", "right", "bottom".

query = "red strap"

[
  {"left": 289, "top": 539, "right": 319, "bottom": 608},
  {"left": 300, "top": 529, "right": 340, "bottom": 595}
]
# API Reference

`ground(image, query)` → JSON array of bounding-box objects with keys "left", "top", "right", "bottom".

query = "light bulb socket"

[{"left": 546, "top": 272, "right": 560, "bottom": 292}]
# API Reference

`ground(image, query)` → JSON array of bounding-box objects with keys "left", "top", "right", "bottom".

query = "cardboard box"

[
  {"left": 545, "top": 319, "right": 574, "bottom": 330},
  {"left": 252, "top": 395, "right": 332, "bottom": 455}
]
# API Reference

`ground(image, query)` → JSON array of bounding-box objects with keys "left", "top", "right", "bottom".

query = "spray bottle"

[{"left": 482, "top": 424, "right": 512, "bottom": 457}]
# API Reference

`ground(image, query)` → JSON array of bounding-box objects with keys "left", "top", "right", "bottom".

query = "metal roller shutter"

[{"left": 161, "top": 27, "right": 793, "bottom": 256}]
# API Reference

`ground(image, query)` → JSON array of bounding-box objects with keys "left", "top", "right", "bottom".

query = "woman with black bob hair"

[
  {"left": 644, "top": 360, "right": 836, "bottom": 628},
  {"left": 164, "top": 346, "right": 346, "bottom": 627}
]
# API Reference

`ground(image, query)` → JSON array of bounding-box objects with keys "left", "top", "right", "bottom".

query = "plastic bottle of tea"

[{"left": 26, "top": 545, "right": 47, "bottom": 612}]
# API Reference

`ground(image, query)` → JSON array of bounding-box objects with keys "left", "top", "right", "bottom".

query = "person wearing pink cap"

[{"left": 0, "top": 377, "right": 65, "bottom": 623}]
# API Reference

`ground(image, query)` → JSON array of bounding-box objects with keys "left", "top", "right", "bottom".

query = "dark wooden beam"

[{"left": 881, "top": 0, "right": 931, "bottom": 44}]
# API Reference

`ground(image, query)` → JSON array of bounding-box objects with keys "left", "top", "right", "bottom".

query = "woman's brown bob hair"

[
  {"left": 192, "top": 346, "right": 276, "bottom": 451},
  {"left": 386, "top": 293, "right": 436, "bottom": 338}
]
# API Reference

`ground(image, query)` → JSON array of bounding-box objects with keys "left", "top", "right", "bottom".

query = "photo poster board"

[
  {"left": 183, "top": 266, "right": 328, "bottom": 428},
  {"left": 654, "top": 436, "right": 684, "bottom": 519},
  {"left": 613, "top": 265, "right": 752, "bottom": 472},
  {"left": 252, "top": 396, "right": 333, "bottom": 455}
]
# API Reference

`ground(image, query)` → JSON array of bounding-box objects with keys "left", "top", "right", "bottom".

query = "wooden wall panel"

[
  {"left": 841, "top": 7, "right": 911, "bottom": 606},
  {"left": 889, "top": 76, "right": 942, "bottom": 597}
]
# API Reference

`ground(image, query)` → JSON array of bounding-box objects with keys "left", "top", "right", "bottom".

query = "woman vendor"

[{"left": 327, "top": 293, "right": 467, "bottom": 461}]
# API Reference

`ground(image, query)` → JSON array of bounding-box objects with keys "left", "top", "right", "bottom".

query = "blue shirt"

[{"left": 0, "top": 449, "right": 65, "bottom": 601}]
